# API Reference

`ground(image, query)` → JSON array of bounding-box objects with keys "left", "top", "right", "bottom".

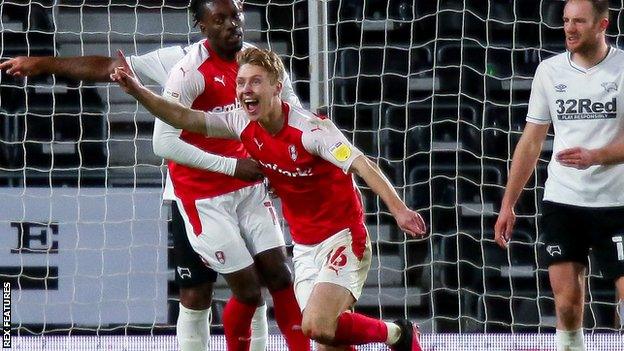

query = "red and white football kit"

[
  {"left": 162, "top": 40, "right": 301, "bottom": 274},
  {"left": 201, "top": 102, "right": 373, "bottom": 307}
]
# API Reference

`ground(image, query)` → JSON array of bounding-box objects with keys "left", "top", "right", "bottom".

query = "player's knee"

[
  {"left": 556, "top": 301, "right": 583, "bottom": 325},
  {"left": 264, "top": 268, "right": 293, "bottom": 291},
  {"left": 232, "top": 288, "right": 263, "bottom": 306},
  {"left": 179, "top": 285, "right": 213, "bottom": 310},
  {"left": 301, "top": 314, "right": 337, "bottom": 344}
]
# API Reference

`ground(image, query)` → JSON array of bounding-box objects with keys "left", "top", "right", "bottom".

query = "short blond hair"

[{"left": 236, "top": 47, "right": 284, "bottom": 84}]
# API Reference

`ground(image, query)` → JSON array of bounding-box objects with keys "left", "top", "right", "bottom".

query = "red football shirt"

[{"left": 202, "top": 103, "right": 368, "bottom": 256}]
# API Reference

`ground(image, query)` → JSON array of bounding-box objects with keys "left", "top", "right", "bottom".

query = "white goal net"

[{"left": 1, "top": 0, "right": 623, "bottom": 349}]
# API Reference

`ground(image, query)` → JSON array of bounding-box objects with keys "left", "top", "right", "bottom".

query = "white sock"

[
  {"left": 618, "top": 299, "right": 624, "bottom": 328},
  {"left": 250, "top": 304, "right": 268, "bottom": 351},
  {"left": 556, "top": 328, "right": 585, "bottom": 351},
  {"left": 177, "top": 303, "right": 210, "bottom": 351},
  {"left": 384, "top": 321, "right": 402, "bottom": 345}
]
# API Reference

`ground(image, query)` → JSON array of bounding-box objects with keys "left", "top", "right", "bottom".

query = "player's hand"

[
  {"left": 556, "top": 147, "right": 598, "bottom": 170},
  {"left": 233, "top": 158, "right": 264, "bottom": 182},
  {"left": 395, "top": 208, "right": 427, "bottom": 237},
  {"left": 111, "top": 65, "right": 141, "bottom": 95},
  {"left": 0, "top": 56, "right": 44, "bottom": 77},
  {"left": 494, "top": 206, "right": 515, "bottom": 249},
  {"left": 113, "top": 49, "right": 135, "bottom": 78},
  {"left": 110, "top": 50, "right": 144, "bottom": 97}
]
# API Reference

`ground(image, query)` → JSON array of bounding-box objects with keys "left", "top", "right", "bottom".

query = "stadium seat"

[
  {"left": 541, "top": 1, "right": 566, "bottom": 47},
  {"left": 0, "top": 3, "right": 55, "bottom": 57},
  {"left": 334, "top": 45, "right": 434, "bottom": 104},
  {"left": 2, "top": 84, "right": 107, "bottom": 173}
]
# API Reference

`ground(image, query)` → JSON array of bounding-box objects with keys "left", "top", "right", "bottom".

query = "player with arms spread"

[
  {"left": 153, "top": 1, "right": 308, "bottom": 350},
  {"left": 112, "top": 47, "right": 427, "bottom": 351},
  {"left": 494, "top": 1, "right": 624, "bottom": 350},
  {"left": 1, "top": 1, "right": 304, "bottom": 350}
]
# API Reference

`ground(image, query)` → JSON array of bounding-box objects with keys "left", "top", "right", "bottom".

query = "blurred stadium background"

[{"left": 1, "top": 0, "right": 623, "bottom": 350}]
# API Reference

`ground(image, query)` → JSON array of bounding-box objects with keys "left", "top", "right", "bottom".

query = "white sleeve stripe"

[{"left": 526, "top": 116, "right": 551, "bottom": 125}]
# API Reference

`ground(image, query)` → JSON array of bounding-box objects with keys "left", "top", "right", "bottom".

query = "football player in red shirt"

[{"left": 112, "top": 47, "right": 426, "bottom": 351}]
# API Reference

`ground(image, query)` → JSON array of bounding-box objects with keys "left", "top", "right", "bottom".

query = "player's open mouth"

[
  {"left": 244, "top": 98, "right": 260, "bottom": 114},
  {"left": 567, "top": 36, "right": 578, "bottom": 44}
]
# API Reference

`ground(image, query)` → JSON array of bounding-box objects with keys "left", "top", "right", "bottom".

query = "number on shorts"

[{"left": 613, "top": 236, "right": 624, "bottom": 261}]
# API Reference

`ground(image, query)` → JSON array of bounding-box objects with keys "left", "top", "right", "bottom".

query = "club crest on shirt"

[
  {"left": 602, "top": 82, "right": 618, "bottom": 93},
  {"left": 288, "top": 144, "right": 298, "bottom": 161},
  {"left": 215, "top": 251, "right": 226, "bottom": 264},
  {"left": 546, "top": 245, "right": 562, "bottom": 257},
  {"left": 177, "top": 266, "right": 192, "bottom": 279},
  {"left": 329, "top": 142, "right": 351, "bottom": 162},
  {"left": 554, "top": 84, "right": 567, "bottom": 93}
]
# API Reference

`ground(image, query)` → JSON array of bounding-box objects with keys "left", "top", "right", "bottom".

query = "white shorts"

[
  {"left": 175, "top": 183, "right": 285, "bottom": 274},
  {"left": 292, "top": 228, "right": 372, "bottom": 311}
]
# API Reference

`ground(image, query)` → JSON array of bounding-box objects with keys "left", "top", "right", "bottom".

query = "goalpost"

[{"left": 1, "top": 0, "right": 623, "bottom": 350}]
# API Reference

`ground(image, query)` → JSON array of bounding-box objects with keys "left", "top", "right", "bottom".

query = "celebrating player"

[
  {"left": 494, "top": 1, "right": 624, "bottom": 350},
  {"left": 111, "top": 46, "right": 426, "bottom": 351},
  {"left": 154, "top": 1, "right": 308, "bottom": 350},
  {"left": 1, "top": 1, "right": 304, "bottom": 350}
]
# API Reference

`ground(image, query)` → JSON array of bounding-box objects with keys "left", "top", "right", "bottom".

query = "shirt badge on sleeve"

[
  {"left": 163, "top": 88, "right": 181, "bottom": 102},
  {"left": 329, "top": 142, "right": 351, "bottom": 162}
]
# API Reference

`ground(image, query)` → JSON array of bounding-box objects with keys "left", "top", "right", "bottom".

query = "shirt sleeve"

[
  {"left": 526, "top": 63, "right": 552, "bottom": 125},
  {"left": 301, "top": 117, "right": 364, "bottom": 173},
  {"left": 152, "top": 118, "right": 237, "bottom": 176},
  {"left": 162, "top": 60, "right": 203, "bottom": 107},
  {"left": 153, "top": 51, "right": 238, "bottom": 175},
  {"left": 128, "top": 46, "right": 185, "bottom": 86},
  {"left": 202, "top": 110, "right": 247, "bottom": 140}
]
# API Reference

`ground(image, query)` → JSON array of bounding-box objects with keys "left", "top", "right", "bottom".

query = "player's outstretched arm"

[
  {"left": 494, "top": 122, "right": 550, "bottom": 248},
  {"left": 556, "top": 133, "right": 624, "bottom": 169},
  {"left": 111, "top": 66, "right": 207, "bottom": 135},
  {"left": 0, "top": 54, "right": 124, "bottom": 81},
  {"left": 349, "top": 155, "right": 427, "bottom": 237}
]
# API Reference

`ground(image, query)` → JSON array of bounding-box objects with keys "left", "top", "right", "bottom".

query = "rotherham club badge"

[
  {"left": 215, "top": 251, "right": 226, "bottom": 264},
  {"left": 289, "top": 144, "right": 298, "bottom": 161}
]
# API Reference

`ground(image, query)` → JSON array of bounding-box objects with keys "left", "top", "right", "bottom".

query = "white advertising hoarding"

[{"left": 0, "top": 187, "right": 168, "bottom": 325}]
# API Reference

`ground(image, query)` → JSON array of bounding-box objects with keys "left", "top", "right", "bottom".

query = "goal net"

[
  {"left": 1, "top": 0, "right": 623, "bottom": 348},
  {"left": 328, "top": 0, "right": 624, "bottom": 334}
]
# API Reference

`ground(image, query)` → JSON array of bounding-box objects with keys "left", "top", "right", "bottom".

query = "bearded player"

[{"left": 495, "top": 1, "right": 624, "bottom": 350}]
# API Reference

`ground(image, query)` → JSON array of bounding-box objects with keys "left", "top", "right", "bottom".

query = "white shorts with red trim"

[
  {"left": 175, "top": 183, "right": 284, "bottom": 274},
  {"left": 292, "top": 228, "right": 372, "bottom": 311}
]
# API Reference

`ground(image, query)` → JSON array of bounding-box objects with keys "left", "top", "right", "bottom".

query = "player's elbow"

[
  {"left": 349, "top": 155, "right": 373, "bottom": 176},
  {"left": 152, "top": 135, "right": 172, "bottom": 159}
]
